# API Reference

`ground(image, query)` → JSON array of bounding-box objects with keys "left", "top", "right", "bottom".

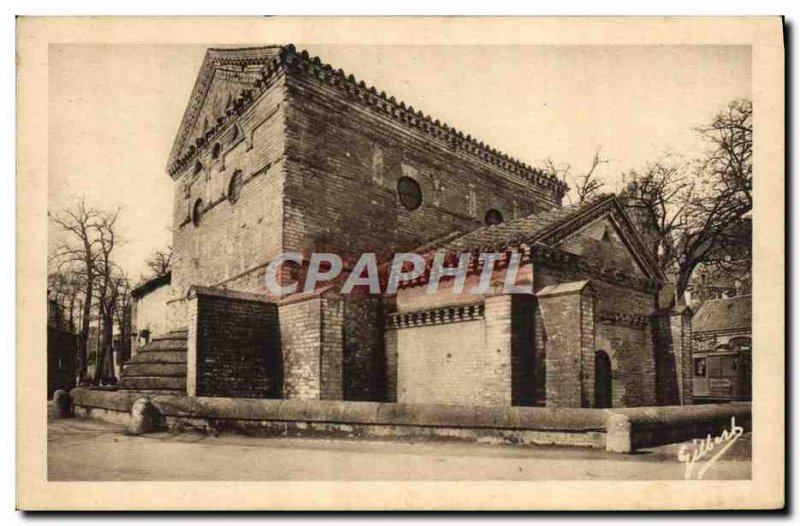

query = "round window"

[
  {"left": 228, "top": 170, "right": 244, "bottom": 204},
  {"left": 397, "top": 177, "right": 422, "bottom": 211},
  {"left": 484, "top": 208, "right": 504, "bottom": 226},
  {"left": 192, "top": 199, "right": 204, "bottom": 227}
]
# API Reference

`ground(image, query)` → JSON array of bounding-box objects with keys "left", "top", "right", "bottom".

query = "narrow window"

[
  {"left": 212, "top": 142, "right": 222, "bottom": 160},
  {"left": 228, "top": 170, "right": 244, "bottom": 204},
  {"left": 192, "top": 199, "right": 204, "bottom": 227},
  {"left": 694, "top": 358, "right": 707, "bottom": 377}
]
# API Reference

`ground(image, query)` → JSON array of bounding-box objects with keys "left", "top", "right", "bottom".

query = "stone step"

[
  {"left": 128, "top": 350, "right": 187, "bottom": 364},
  {"left": 118, "top": 376, "right": 186, "bottom": 391},
  {"left": 152, "top": 329, "right": 188, "bottom": 341},
  {"left": 123, "top": 363, "right": 186, "bottom": 378},
  {"left": 137, "top": 338, "right": 189, "bottom": 352}
]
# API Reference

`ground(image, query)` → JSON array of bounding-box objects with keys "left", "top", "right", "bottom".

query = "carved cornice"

[
  {"left": 596, "top": 310, "right": 650, "bottom": 329},
  {"left": 386, "top": 303, "right": 485, "bottom": 329},
  {"left": 168, "top": 49, "right": 287, "bottom": 177},
  {"left": 169, "top": 45, "right": 569, "bottom": 199}
]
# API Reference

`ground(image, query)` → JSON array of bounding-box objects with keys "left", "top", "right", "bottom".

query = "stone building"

[
  {"left": 119, "top": 45, "right": 693, "bottom": 408},
  {"left": 691, "top": 295, "right": 752, "bottom": 402}
]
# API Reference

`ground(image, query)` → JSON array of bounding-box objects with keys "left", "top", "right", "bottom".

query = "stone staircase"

[{"left": 118, "top": 329, "right": 187, "bottom": 395}]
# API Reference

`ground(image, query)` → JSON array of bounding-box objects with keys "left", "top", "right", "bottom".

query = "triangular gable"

[
  {"left": 533, "top": 196, "right": 665, "bottom": 283},
  {"left": 553, "top": 214, "right": 649, "bottom": 278},
  {"left": 166, "top": 47, "right": 284, "bottom": 177}
]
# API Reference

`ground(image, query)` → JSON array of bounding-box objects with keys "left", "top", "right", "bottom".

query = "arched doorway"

[{"left": 594, "top": 351, "right": 612, "bottom": 408}]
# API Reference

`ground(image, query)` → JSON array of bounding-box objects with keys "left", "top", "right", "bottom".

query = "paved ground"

[{"left": 48, "top": 417, "right": 751, "bottom": 481}]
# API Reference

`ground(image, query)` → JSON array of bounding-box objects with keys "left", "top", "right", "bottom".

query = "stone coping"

[
  {"left": 186, "top": 286, "right": 275, "bottom": 305},
  {"left": 70, "top": 388, "right": 752, "bottom": 453},
  {"left": 70, "top": 388, "right": 606, "bottom": 432}
]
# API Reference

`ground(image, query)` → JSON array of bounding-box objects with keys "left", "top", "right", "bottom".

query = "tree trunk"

[
  {"left": 78, "top": 279, "right": 92, "bottom": 382},
  {"left": 674, "top": 261, "right": 696, "bottom": 308},
  {"left": 99, "top": 308, "right": 116, "bottom": 384}
]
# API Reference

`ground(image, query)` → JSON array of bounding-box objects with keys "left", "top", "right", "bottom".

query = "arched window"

[
  {"left": 192, "top": 199, "right": 204, "bottom": 227},
  {"left": 211, "top": 142, "right": 222, "bottom": 160},
  {"left": 193, "top": 160, "right": 203, "bottom": 176},
  {"left": 484, "top": 208, "right": 504, "bottom": 226},
  {"left": 230, "top": 124, "right": 240, "bottom": 143},
  {"left": 228, "top": 170, "right": 244, "bottom": 204},
  {"left": 397, "top": 177, "right": 422, "bottom": 211}
]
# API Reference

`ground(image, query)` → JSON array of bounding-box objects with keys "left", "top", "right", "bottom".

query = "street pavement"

[{"left": 47, "top": 417, "right": 751, "bottom": 481}]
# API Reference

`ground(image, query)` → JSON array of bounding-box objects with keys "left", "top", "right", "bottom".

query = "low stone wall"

[
  {"left": 607, "top": 403, "right": 752, "bottom": 452},
  {"left": 68, "top": 388, "right": 751, "bottom": 453}
]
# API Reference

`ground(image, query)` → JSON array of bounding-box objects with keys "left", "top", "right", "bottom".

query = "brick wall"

[
  {"left": 188, "top": 288, "right": 281, "bottom": 398},
  {"left": 652, "top": 308, "right": 694, "bottom": 405},
  {"left": 279, "top": 297, "right": 322, "bottom": 400},
  {"left": 511, "top": 294, "right": 537, "bottom": 406},
  {"left": 538, "top": 284, "right": 592, "bottom": 408},
  {"left": 342, "top": 295, "right": 386, "bottom": 401},
  {"left": 282, "top": 71, "right": 559, "bottom": 265},
  {"left": 395, "top": 319, "right": 492, "bottom": 405},
  {"left": 534, "top": 249, "right": 659, "bottom": 408},
  {"left": 595, "top": 323, "right": 655, "bottom": 407},
  {"left": 170, "top": 78, "right": 288, "bottom": 330},
  {"left": 279, "top": 294, "right": 347, "bottom": 401}
]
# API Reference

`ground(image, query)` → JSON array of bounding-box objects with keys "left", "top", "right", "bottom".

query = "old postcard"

[{"left": 17, "top": 16, "right": 784, "bottom": 510}]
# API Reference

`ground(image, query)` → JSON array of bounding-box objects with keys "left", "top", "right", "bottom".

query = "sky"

[{"left": 48, "top": 44, "right": 751, "bottom": 281}]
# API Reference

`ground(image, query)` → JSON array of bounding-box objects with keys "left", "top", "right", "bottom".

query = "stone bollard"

[
  {"left": 51, "top": 390, "right": 72, "bottom": 419},
  {"left": 130, "top": 398, "right": 160, "bottom": 435},
  {"left": 605, "top": 412, "right": 633, "bottom": 453}
]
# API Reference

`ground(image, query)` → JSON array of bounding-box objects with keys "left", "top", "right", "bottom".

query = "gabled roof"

[
  {"left": 692, "top": 295, "right": 752, "bottom": 334},
  {"left": 435, "top": 193, "right": 665, "bottom": 282},
  {"left": 131, "top": 272, "right": 172, "bottom": 299},
  {"left": 167, "top": 46, "right": 284, "bottom": 176}
]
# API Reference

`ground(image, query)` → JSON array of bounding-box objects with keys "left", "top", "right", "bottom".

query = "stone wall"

[
  {"left": 70, "top": 388, "right": 751, "bottom": 453},
  {"left": 187, "top": 287, "right": 282, "bottom": 398}
]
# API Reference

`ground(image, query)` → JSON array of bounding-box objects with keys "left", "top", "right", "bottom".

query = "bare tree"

[
  {"left": 620, "top": 99, "right": 752, "bottom": 306},
  {"left": 573, "top": 149, "right": 608, "bottom": 203},
  {"left": 144, "top": 246, "right": 172, "bottom": 279},
  {"left": 542, "top": 149, "right": 608, "bottom": 204},
  {"left": 92, "top": 210, "right": 121, "bottom": 385},
  {"left": 47, "top": 270, "right": 85, "bottom": 332},
  {"left": 50, "top": 201, "right": 108, "bottom": 380},
  {"left": 696, "top": 98, "right": 752, "bottom": 209}
]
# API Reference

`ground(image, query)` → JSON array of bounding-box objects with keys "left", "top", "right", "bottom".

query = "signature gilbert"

[{"left": 677, "top": 417, "right": 744, "bottom": 480}]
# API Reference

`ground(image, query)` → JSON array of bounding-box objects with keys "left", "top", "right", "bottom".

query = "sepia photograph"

[{"left": 16, "top": 16, "right": 785, "bottom": 510}]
